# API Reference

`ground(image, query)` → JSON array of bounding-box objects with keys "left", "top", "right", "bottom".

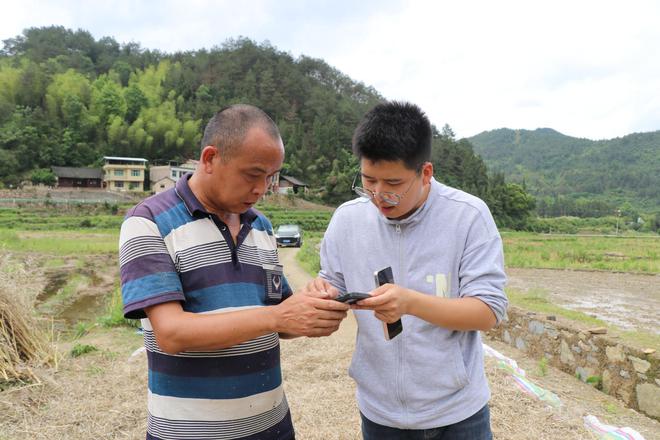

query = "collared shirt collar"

[
  {"left": 175, "top": 173, "right": 206, "bottom": 217},
  {"left": 174, "top": 173, "right": 258, "bottom": 224}
]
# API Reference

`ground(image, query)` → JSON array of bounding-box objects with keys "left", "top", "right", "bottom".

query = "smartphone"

[
  {"left": 374, "top": 267, "right": 403, "bottom": 340},
  {"left": 334, "top": 292, "right": 371, "bottom": 304}
]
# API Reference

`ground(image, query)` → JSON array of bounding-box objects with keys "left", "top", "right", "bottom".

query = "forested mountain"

[
  {"left": 468, "top": 128, "right": 660, "bottom": 215},
  {"left": 0, "top": 26, "right": 534, "bottom": 227}
]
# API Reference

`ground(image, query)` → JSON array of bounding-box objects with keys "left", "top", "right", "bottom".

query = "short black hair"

[
  {"left": 201, "top": 104, "right": 281, "bottom": 161},
  {"left": 352, "top": 101, "right": 432, "bottom": 170}
]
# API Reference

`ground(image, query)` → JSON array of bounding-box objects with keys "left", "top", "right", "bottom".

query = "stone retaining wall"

[{"left": 486, "top": 306, "right": 660, "bottom": 420}]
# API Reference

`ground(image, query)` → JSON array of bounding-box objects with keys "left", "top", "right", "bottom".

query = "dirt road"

[{"left": 507, "top": 268, "right": 660, "bottom": 335}]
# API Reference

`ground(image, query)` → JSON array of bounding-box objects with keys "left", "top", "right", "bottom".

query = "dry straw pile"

[{"left": 0, "top": 255, "right": 56, "bottom": 385}]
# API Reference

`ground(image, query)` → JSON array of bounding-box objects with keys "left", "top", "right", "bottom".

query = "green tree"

[
  {"left": 16, "top": 60, "right": 48, "bottom": 108},
  {"left": 0, "top": 148, "right": 20, "bottom": 184},
  {"left": 112, "top": 60, "right": 133, "bottom": 86},
  {"left": 322, "top": 149, "right": 358, "bottom": 204},
  {"left": 124, "top": 84, "right": 148, "bottom": 123},
  {"left": 194, "top": 84, "right": 215, "bottom": 121},
  {"left": 90, "top": 76, "right": 126, "bottom": 127},
  {"left": 126, "top": 117, "right": 153, "bottom": 157},
  {"left": 30, "top": 168, "right": 56, "bottom": 186},
  {"left": 500, "top": 183, "right": 536, "bottom": 229},
  {"left": 0, "top": 107, "right": 43, "bottom": 171},
  {"left": 107, "top": 115, "right": 129, "bottom": 154},
  {"left": 0, "top": 63, "right": 21, "bottom": 119},
  {"left": 44, "top": 69, "right": 91, "bottom": 121}
]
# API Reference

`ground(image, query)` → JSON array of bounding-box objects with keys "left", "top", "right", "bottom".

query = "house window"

[
  {"left": 131, "top": 169, "right": 140, "bottom": 177},
  {"left": 129, "top": 182, "right": 139, "bottom": 190},
  {"left": 114, "top": 169, "right": 124, "bottom": 176},
  {"left": 115, "top": 181, "right": 124, "bottom": 188},
  {"left": 171, "top": 170, "right": 177, "bottom": 178},
  {"left": 160, "top": 184, "right": 165, "bottom": 189}
]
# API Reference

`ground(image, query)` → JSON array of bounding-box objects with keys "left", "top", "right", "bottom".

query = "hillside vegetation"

[
  {"left": 469, "top": 128, "right": 660, "bottom": 215},
  {"left": 0, "top": 26, "right": 534, "bottom": 228}
]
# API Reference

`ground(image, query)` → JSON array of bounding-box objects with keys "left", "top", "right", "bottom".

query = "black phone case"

[
  {"left": 374, "top": 267, "right": 403, "bottom": 340},
  {"left": 335, "top": 292, "right": 371, "bottom": 304}
]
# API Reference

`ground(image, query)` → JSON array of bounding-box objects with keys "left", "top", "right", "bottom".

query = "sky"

[{"left": 1, "top": 0, "right": 659, "bottom": 140}]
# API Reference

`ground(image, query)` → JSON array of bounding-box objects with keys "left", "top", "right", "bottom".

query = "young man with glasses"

[{"left": 304, "top": 101, "right": 507, "bottom": 439}]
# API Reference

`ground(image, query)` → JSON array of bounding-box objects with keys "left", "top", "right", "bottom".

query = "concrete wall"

[{"left": 486, "top": 306, "right": 660, "bottom": 420}]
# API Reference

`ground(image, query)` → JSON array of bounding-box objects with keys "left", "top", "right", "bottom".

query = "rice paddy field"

[{"left": 502, "top": 232, "right": 659, "bottom": 273}]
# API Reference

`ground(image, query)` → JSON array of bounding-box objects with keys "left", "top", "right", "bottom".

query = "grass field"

[
  {"left": 0, "top": 205, "right": 126, "bottom": 230},
  {"left": 0, "top": 230, "right": 118, "bottom": 254},
  {"left": 294, "top": 231, "right": 660, "bottom": 275},
  {"left": 254, "top": 204, "right": 333, "bottom": 232},
  {"left": 502, "top": 232, "right": 659, "bottom": 273},
  {"left": 1, "top": 203, "right": 658, "bottom": 274},
  {"left": 295, "top": 232, "right": 323, "bottom": 276}
]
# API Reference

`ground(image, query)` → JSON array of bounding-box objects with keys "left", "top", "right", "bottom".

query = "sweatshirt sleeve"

[
  {"left": 318, "top": 211, "right": 347, "bottom": 294},
  {"left": 458, "top": 211, "right": 508, "bottom": 324}
]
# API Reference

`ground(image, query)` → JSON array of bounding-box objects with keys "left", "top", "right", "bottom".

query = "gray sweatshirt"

[{"left": 320, "top": 178, "right": 508, "bottom": 429}]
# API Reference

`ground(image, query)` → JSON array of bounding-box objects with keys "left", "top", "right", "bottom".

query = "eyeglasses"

[{"left": 351, "top": 171, "right": 418, "bottom": 206}]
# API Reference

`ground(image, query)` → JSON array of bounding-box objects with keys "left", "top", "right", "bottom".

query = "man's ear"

[
  {"left": 422, "top": 162, "right": 434, "bottom": 185},
  {"left": 200, "top": 146, "right": 219, "bottom": 173}
]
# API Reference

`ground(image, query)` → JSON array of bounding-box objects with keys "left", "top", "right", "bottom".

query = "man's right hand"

[{"left": 274, "top": 292, "right": 348, "bottom": 337}]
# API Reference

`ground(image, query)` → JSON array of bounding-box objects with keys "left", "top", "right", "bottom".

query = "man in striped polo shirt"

[{"left": 119, "top": 104, "right": 349, "bottom": 440}]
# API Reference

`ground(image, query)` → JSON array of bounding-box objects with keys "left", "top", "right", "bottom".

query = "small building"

[
  {"left": 149, "top": 160, "right": 197, "bottom": 194},
  {"left": 276, "top": 175, "right": 308, "bottom": 194},
  {"left": 103, "top": 156, "right": 147, "bottom": 192},
  {"left": 152, "top": 176, "right": 176, "bottom": 193},
  {"left": 51, "top": 166, "right": 103, "bottom": 188}
]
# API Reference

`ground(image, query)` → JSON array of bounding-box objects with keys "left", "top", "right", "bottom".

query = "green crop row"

[{"left": 261, "top": 210, "right": 332, "bottom": 232}]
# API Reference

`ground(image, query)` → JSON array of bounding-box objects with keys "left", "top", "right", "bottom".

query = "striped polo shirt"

[{"left": 119, "top": 174, "right": 294, "bottom": 440}]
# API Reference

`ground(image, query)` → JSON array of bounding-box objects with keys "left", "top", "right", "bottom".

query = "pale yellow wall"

[{"left": 103, "top": 162, "right": 146, "bottom": 191}]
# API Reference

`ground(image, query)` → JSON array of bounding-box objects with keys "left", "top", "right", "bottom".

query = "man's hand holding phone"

[
  {"left": 346, "top": 266, "right": 405, "bottom": 340},
  {"left": 334, "top": 291, "right": 371, "bottom": 304},
  {"left": 350, "top": 283, "right": 411, "bottom": 324}
]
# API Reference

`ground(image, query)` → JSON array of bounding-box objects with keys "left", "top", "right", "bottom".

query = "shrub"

[{"left": 30, "top": 169, "right": 56, "bottom": 186}]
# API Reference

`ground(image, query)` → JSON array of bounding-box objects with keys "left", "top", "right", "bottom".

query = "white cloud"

[
  {"left": 324, "top": 1, "right": 660, "bottom": 139},
  {"left": 1, "top": 0, "right": 659, "bottom": 139}
]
